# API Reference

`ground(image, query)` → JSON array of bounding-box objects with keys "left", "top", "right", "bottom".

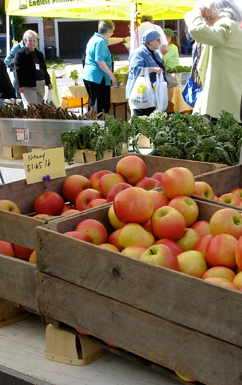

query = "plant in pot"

[
  {"left": 69, "top": 69, "right": 79, "bottom": 85},
  {"left": 129, "top": 115, "right": 152, "bottom": 148},
  {"left": 104, "top": 115, "right": 134, "bottom": 156},
  {"left": 89, "top": 125, "right": 114, "bottom": 161}
]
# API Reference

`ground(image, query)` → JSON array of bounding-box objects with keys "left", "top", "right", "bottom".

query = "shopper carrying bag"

[{"left": 182, "top": 43, "right": 203, "bottom": 108}]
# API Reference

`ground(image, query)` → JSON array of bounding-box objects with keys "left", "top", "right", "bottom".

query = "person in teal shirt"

[
  {"left": 163, "top": 28, "right": 180, "bottom": 71},
  {"left": 83, "top": 20, "right": 126, "bottom": 114}
]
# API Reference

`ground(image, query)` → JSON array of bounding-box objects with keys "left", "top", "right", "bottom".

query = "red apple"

[
  {"left": 113, "top": 187, "right": 154, "bottom": 225},
  {"left": 143, "top": 219, "right": 152, "bottom": 234},
  {"left": 232, "top": 271, "right": 242, "bottom": 289},
  {"left": 202, "top": 266, "right": 236, "bottom": 282},
  {"left": 177, "top": 250, "right": 207, "bottom": 278},
  {"left": 147, "top": 190, "right": 170, "bottom": 213},
  {"left": 106, "top": 182, "right": 132, "bottom": 203},
  {"left": 206, "top": 233, "right": 237, "bottom": 268},
  {"left": 61, "top": 203, "right": 73, "bottom": 213},
  {"left": 193, "top": 181, "right": 214, "bottom": 199},
  {"left": 151, "top": 206, "right": 186, "bottom": 241},
  {"left": 75, "top": 219, "right": 108, "bottom": 245},
  {"left": 134, "top": 177, "right": 161, "bottom": 190},
  {"left": 121, "top": 246, "right": 147, "bottom": 259},
  {"left": 193, "top": 234, "right": 212, "bottom": 256},
  {"left": 235, "top": 235, "right": 242, "bottom": 270},
  {"left": 230, "top": 188, "right": 242, "bottom": 199},
  {"left": 210, "top": 208, "right": 242, "bottom": 239},
  {"left": 118, "top": 223, "right": 155, "bottom": 249},
  {"left": 140, "top": 244, "right": 180, "bottom": 271},
  {"left": 168, "top": 195, "right": 199, "bottom": 227},
  {"left": 0, "top": 199, "right": 20, "bottom": 214},
  {"left": 62, "top": 175, "right": 91, "bottom": 204},
  {"left": 116, "top": 155, "right": 147, "bottom": 185},
  {"left": 86, "top": 199, "right": 108, "bottom": 210},
  {"left": 161, "top": 167, "right": 195, "bottom": 199},
  {"left": 107, "top": 228, "right": 124, "bottom": 251},
  {"left": 151, "top": 172, "right": 163, "bottom": 184},
  {"left": 89, "top": 170, "right": 113, "bottom": 191},
  {"left": 155, "top": 238, "right": 183, "bottom": 257},
  {"left": 204, "top": 277, "right": 238, "bottom": 290},
  {"left": 13, "top": 244, "right": 34, "bottom": 261},
  {"left": 190, "top": 220, "right": 211, "bottom": 237},
  {"left": 63, "top": 231, "right": 90, "bottom": 242},
  {"left": 61, "top": 209, "right": 80, "bottom": 216},
  {"left": 99, "top": 173, "right": 126, "bottom": 198},
  {"left": 218, "top": 193, "right": 242, "bottom": 207},
  {"left": 34, "top": 191, "right": 64, "bottom": 216},
  {"left": 108, "top": 204, "right": 126, "bottom": 230},
  {"left": 177, "top": 228, "right": 200, "bottom": 251},
  {"left": 0, "top": 240, "right": 15, "bottom": 257},
  {"left": 32, "top": 213, "right": 53, "bottom": 218},
  {"left": 75, "top": 189, "right": 102, "bottom": 211}
]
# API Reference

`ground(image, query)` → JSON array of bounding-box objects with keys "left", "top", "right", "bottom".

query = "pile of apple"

[{"left": 193, "top": 180, "right": 242, "bottom": 207}]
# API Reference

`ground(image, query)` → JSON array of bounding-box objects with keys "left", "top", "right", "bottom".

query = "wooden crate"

[
  {"left": 0, "top": 154, "right": 227, "bottom": 250},
  {"left": 34, "top": 200, "right": 242, "bottom": 385}
]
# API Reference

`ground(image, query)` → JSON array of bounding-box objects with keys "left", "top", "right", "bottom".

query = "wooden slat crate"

[{"left": 34, "top": 200, "right": 242, "bottom": 385}]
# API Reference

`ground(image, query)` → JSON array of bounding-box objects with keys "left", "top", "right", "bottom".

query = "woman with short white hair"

[
  {"left": 184, "top": 0, "right": 242, "bottom": 121},
  {"left": 15, "top": 29, "right": 52, "bottom": 108}
]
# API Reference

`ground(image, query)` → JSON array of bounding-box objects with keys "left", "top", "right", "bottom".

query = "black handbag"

[{"left": 182, "top": 44, "right": 203, "bottom": 108}]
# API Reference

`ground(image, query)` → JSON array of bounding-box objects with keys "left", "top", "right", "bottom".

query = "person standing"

[
  {"left": 0, "top": 59, "right": 16, "bottom": 105},
  {"left": 184, "top": 0, "right": 242, "bottom": 122},
  {"left": 132, "top": 15, "right": 168, "bottom": 56},
  {"left": 4, "top": 39, "right": 25, "bottom": 104},
  {"left": 15, "top": 30, "right": 52, "bottom": 108},
  {"left": 82, "top": 20, "right": 127, "bottom": 114},
  {"left": 162, "top": 28, "right": 180, "bottom": 71}
]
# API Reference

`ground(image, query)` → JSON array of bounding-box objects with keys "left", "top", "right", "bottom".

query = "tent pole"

[
  {"left": 130, "top": 1, "right": 136, "bottom": 54},
  {"left": 6, "top": 14, "right": 10, "bottom": 57}
]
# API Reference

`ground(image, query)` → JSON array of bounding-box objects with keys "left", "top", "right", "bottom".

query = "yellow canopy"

[{"left": 5, "top": 0, "right": 196, "bottom": 21}]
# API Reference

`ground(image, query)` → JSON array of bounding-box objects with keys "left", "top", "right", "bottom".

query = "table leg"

[{"left": 113, "top": 103, "right": 116, "bottom": 118}]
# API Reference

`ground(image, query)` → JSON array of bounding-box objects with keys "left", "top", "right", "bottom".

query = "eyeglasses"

[
  {"left": 155, "top": 39, "right": 161, "bottom": 42},
  {"left": 204, "top": 16, "right": 216, "bottom": 21}
]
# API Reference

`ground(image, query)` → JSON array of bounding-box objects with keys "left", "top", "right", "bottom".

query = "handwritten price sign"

[{"left": 23, "top": 147, "right": 66, "bottom": 184}]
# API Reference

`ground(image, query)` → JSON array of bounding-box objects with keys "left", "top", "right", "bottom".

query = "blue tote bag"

[{"left": 182, "top": 44, "right": 203, "bottom": 108}]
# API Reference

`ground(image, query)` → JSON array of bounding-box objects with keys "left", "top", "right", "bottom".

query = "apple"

[
  {"left": 34, "top": 191, "right": 64, "bottom": 216},
  {"left": 204, "top": 277, "right": 238, "bottom": 290},
  {"left": 29, "top": 250, "right": 36, "bottom": 264},
  {"left": 89, "top": 170, "right": 113, "bottom": 191},
  {"left": 205, "top": 233, "right": 237, "bottom": 268},
  {"left": 121, "top": 246, "right": 147, "bottom": 259},
  {"left": 62, "top": 175, "right": 91, "bottom": 204},
  {"left": 175, "top": 371, "right": 197, "bottom": 382},
  {"left": 99, "top": 173, "right": 126, "bottom": 198},
  {"left": 193, "top": 234, "right": 212, "bottom": 256},
  {"left": 147, "top": 190, "right": 170, "bottom": 213},
  {"left": 232, "top": 271, "right": 242, "bottom": 289},
  {"left": 106, "top": 182, "right": 132, "bottom": 203},
  {"left": 99, "top": 243, "right": 119, "bottom": 252},
  {"left": 209, "top": 208, "right": 242, "bottom": 239},
  {"left": 116, "top": 155, "right": 147, "bottom": 185},
  {"left": 143, "top": 219, "right": 152, "bottom": 234},
  {"left": 155, "top": 238, "right": 183, "bottom": 257},
  {"left": 0, "top": 240, "right": 15, "bottom": 257},
  {"left": 13, "top": 244, "right": 34, "bottom": 261},
  {"left": 235, "top": 235, "right": 242, "bottom": 270},
  {"left": 230, "top": 188, "right": 242, "bottom": 199},
  {"left": 86, "top": 198, "right": 108, "bottom": 210},
  {"left": 113, "top": 187, "right": 154, "bottom": 225},
  {"left": 177, "top": 250, "right": 207, "bottom": 278},
  {"left": 32, "top": 213, "right": 53, "bottom": 218},
  {"left": 193, "top": 181, "right": 214, "bottom": 199},
  {"left": 190, "top": 220, "right": 211, "bottom": 237},
  {"left": 75, "top": 219, "right": 108, "bottom": 245},
  {"left": 168, "top": 195, "right": 199, "bottom": 227},
  {"left": 61, "top": 203, "right": 73, "bottom": 213},
  {"left": 107, "top": 228, "right": 124, "bottom": 251},
  {"left": 161, "top": 167, "right": 195, "bottom": 199},
  {"left": 63, "top": 231, "right": 90, "bottom": 243},
  {"left": 61, "top": 209, "right": 80, "bottom": 216},
  {"left": 151, "top": 172, "right": 163, "bottom": 184},
  {"left": 140, "top": 244, "right": 180, "bottom": 271},
  {"left": 202, "top": 266, "right": 236, "bottom": 282},
  {"left": 218, "top": 193, "right": 242, "bottom": 207},
  {"left": 0, "top": 199, "right": 20, "bottom": 214},
  {"left": 108, "top": 204, "right": 126, "bottom": 230},
  {"left": 151, "top": 206, "right": 186, "bottom": 241},
  {"left": 134, "top": 177, "right": 161, "bottom": 190},
  {"left": 177, "top": 228, "right": 200, "bottom": 251},
  {"left": 75, "top": 189, "right": 102, "bottom": 211},
  {"left": 118, "top": 223, "right": 155, "bottom": 249}
]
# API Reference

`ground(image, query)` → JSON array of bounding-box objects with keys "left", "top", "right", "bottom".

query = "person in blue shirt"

[
  {"left": 126, "top": 29, "right": 167, "bottom": 117},
  {"left": 4, "top": 39, "right": 25, "bottom": 103},
  {"left": 82, "top": 20, "right": 127, "bottom": 114}
]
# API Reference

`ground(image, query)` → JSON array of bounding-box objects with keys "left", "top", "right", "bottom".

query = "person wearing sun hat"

[
  {"left": 163, "top": 28, "right": 180, "bottom": 71},
  {"left": 126, "top": 29, "right": 167, "bottom": 116}
]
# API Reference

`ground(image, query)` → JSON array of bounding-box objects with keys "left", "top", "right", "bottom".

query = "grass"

[{"left": 45, "top": 57, "right": 65, "bottom": 70}]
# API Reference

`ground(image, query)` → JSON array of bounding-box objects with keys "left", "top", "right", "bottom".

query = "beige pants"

[{"left": 21, "top": 80, "right": 45, "bottom": 109}]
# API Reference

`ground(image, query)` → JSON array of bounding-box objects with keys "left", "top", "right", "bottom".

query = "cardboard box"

[
  {"left": 2, "top": 145, "right": 28, "bottom": 160},
  {"left": 35, "top": 200, "right": 242, "bottom": 385}
]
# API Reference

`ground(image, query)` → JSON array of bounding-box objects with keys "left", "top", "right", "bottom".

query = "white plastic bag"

[
  {"left": 129, "top": 67, "right": 156, "bottom": 110},
  {"left": 154, "top": 73, "right": 168, "bottom": 112},
  {"left": 46, "top": 89, "right": 59, "bottom": 107}
]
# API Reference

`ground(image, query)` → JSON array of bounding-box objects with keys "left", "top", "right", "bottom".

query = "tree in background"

[{"left": 0, "top": 4, "right": 25, "bottom": 43}]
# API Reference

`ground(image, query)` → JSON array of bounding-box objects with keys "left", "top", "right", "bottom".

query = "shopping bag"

[
  {"left": 154, "top": 73, "right": 168, "bottom": 112},
  {"left": 129, "top": 67, "right": 156, "bottom": 110},
  {"left": 182, "top": 43, "right": 203, "bottom": 108},
  {"left": 46, "top": 89, "right": 59, "bottom": 107},
  {"left": 166, "top": 73, "right": 179, "bottom": 88}
]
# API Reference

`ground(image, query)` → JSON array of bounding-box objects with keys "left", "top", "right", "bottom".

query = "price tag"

[{"left": 23, "top": 147, "right": 66, "bottom": 185}]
